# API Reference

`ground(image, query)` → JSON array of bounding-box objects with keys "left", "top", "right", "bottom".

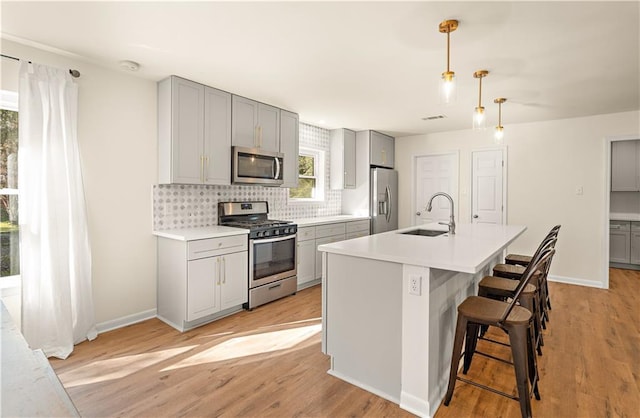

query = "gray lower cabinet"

[
  {"left": 296, "top": 220, "right": 370, "bottom": 287},
  {"left": 631, "top": 222, "right": 640, "bottom": 264},
  {"left": 609, "top": 220, "right": 640, "bottom": 265},
  {"left": 157, "top": 234, "right": 248, "bottom": 331}
]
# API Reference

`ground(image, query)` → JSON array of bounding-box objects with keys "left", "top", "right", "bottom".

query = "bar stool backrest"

[{"left": 498, "top": 244, "right": 555, "bottom": 327}]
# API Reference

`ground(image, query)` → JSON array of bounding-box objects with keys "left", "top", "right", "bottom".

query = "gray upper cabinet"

[
  {"left": 330, "top": 128, "right": 356, "bottom": 189},
  {"left": 370, "top": 130, "right": 395, "bottom": 168},
  {"left": 280, "top": 109, "right": 299, "bottom": 188},
  {"left": 611, "top": 140, "right": 640, "bottom": 191},
  {"left": 158, "top": 76, "right": 231, "bottom": 185},
  {"left": 231, "top": 95, "right": 280, "bottom": 153}
]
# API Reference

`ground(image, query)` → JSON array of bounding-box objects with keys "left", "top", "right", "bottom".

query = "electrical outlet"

[{"left": 409, "top": 275, "right": 422, "bottom": 296}]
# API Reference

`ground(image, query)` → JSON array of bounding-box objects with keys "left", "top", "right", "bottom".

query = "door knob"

[
  {"left": 473, "top": 215, "right": 479, "bottom": 218},
  {"left": 416, "top": 211, "right": 421, "bottom": 216}
]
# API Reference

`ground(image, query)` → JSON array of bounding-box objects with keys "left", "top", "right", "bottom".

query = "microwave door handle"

[{"left": 274, "top": 157, "right": 281, "bottom": 180}]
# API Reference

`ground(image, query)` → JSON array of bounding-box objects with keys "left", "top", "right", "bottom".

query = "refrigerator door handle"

[{"left": 385, "top": 185, "right": 392, "bottom": 222}]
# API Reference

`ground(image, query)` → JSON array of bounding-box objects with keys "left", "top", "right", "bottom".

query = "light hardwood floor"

[{"left": 50, "top": 269, "right": 639, "bottom": 417}]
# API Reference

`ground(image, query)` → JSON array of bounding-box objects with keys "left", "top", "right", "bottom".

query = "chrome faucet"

[{"left": 426, "top": 192, "right": 456, "bottom": 235}]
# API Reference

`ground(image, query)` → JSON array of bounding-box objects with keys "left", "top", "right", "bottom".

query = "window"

[
  {"left": 1, "top": 90, "right": 19, "bottom": 278},
  {"left": 289, "top": 148, "right": 324, "bottom": 201}
]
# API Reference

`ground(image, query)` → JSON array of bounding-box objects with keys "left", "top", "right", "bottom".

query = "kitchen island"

[{"left": 318, "top": 223, "right": 526, "bottom": 418}]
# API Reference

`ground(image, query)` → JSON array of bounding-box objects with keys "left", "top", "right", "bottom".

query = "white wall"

[
  {"left": 1, "top": 39, "right": 158, "bottom": 327},
  {"left": 396, "top": 111, "right": 640, "bottom": 287}
]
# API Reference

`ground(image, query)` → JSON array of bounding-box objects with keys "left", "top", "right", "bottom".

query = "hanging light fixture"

[
  {"left": 439, "top": 19, "right": 458, "bottom": 105},
  {"left": 494, "top": 98, "right": 507, "bottom": 143},
  {"left": 473, "top": 70, "right": 489, "bottom": 130}
]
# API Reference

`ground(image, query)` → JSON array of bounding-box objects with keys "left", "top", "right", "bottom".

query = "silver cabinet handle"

[
  {"left": 416, "top": 211, "right": 421, "bottom": 216},
  {"left": 473, "top": 215, "right": 479, "bottom": 219},
  {"left": 216, "top": 258, "right": 221, "bottom": 285}
]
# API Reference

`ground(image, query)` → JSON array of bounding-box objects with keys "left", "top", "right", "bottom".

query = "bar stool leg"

[
  {"left": 508, "top": 325, "right": 533, "bottom": 418},
  {"left": 527, "top": 323, "right": 541, "bottom": 401},
  {"left": 444, "top": 314, "right": 468, "bottom": 406},
  {"left": 463, "top": 322, "right": 480, "bottom": 374}
]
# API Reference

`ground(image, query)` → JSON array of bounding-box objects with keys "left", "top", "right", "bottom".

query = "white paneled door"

[
  {"left": 471, "top": 149, "right": 505, "bottom": 224},
  {"left": 414, "top": 153, "right": 458, "bottom": 225}
]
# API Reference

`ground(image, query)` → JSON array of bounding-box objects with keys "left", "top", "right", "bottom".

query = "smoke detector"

[{"left": 119, "top": 60, "right": 140, "bottom": 72}]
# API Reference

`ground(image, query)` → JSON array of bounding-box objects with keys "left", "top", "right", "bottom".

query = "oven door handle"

[{"left": 252, "top": 235, "right": 295, "bottom": 244}]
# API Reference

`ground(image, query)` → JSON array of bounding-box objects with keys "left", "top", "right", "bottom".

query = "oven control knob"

[
  {"left": 274, "top": 230, "right": 280, "bottom": 235},
  {"left": 264, "top": 230, "right": 270, "bottom": 237}
]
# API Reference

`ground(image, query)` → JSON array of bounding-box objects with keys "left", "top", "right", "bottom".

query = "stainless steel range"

[{"left": 218, "top": 201, "right": 297, "bottom": 310}]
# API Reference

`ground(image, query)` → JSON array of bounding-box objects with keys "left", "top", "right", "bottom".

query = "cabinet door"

[
  {"left": 330, "top": 129, "right": 356, "bottom": 189},
  {"left": 220, "top": 251, "right": 248, "bottom": 310},
  {"left": 344, "top": 130, "right": 357, "bottom": 188},
  {"left": 204, "top": 87, "right": 232, "bottom": 185},
  {"left": 611, "top": 140, "right": 640, "bottom": 191},
  {"left": 280, "top": 110, "right": 299, "bottom": 188},
  {"left": 232, "top": 95, "right": 258, "bottom": 148},
  {"left": 315, "top": 233, "right": 346, "bottom": 279},
  {"left": 370, "top": 131, "right": 394, "bottom": 168},
  {"left": 297, "top": 239, "right": 316, "bottom": 286},
  {"left": 171, "top": 77, "right": 205, "bottom": 184},
  {"left": 610, "top": 230, "right": 631, "bottom": 263},
  {"left": 631, "top": 223, "right": 640, "bottom": 264},
  {"left": 258, "top": 103, "right": 281, "bottom": 153},
  {"left": 187, "top": 257, "right": 220, "bottom": 321}
]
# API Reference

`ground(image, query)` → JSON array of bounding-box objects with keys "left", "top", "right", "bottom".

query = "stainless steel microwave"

[{"left": 232, "top": 146, "right": 284, "bottom": 186}]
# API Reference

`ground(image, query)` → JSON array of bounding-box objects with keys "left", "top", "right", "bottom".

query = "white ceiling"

[{"left": 2, "top": 1, "right": 639, "bottom": 137}]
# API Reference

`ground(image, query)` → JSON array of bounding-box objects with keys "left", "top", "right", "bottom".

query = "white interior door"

[
  {"left": 414, "top": 153, "right": 458, "bottom": 225},
  {"left": 471, "top": 149, "right": 505, "bottom": 224}
]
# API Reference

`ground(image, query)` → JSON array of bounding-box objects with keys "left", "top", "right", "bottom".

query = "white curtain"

[{"left": 18, "top": 61, "right": 97, "bottom": 359}]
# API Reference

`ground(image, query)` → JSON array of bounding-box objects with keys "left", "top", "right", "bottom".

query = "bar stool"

[
  {"left": 502, "top": 225, "right": 560, "bottom": 315},
  {"left": 443, "top": 248, "right": 555, "bottom": 418},
  {"left": 494, "top": 227, "right": 560, "bottom": 326},
  {"left": 505, "top": 225, "right": 561, "bottom": 267}
]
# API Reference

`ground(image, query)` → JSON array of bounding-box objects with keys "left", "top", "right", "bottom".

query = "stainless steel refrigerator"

[{"left": 370, "top": 167, "right": 398, "bottom": 234}]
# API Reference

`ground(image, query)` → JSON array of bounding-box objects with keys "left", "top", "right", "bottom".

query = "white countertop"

[
  {"left": 610, "top": 212, "right": 640, "bottom": 222},
  {"left": 153, "top": 226, "right": 249, "bottom": 241},
  {"left": 318, "top": 223, "right": 526, "bottom": 274},
  {"left": 294, "top": 215, "right": 370, "bottom": 227}
]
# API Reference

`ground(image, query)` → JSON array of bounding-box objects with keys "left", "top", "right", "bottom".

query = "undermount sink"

[{"left": 399, "top": 229, "right": 448, "bottom": 237}]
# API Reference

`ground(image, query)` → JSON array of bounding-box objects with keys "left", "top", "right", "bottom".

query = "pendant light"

[
  {"left": 494, "top": 98, "right": 507, "bottom": 143},
  {"left": 439, "top": 19, "right": 458, "bottom": 105},
  {"left": 473, "top": 70, "right": 489, "bottom": 130}
]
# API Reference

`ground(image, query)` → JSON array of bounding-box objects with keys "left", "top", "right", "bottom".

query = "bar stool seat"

[
  {"left": 505, "top": 254, "right": 533, "bottom": 266},
  {"left": 493, "top": 263, "right": 526, "bottom": 280}
]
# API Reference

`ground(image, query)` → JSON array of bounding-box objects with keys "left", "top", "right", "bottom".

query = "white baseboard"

[
  {"left": 96, "top": 309, "right": 157, "bottom": 334},
  {"left": 400, "top": 390, "right": 431, "bottom": 417},
  {"left": 547, "top": 274, "right": 604, "bottom": 289},
  {"left": 327, "top": 369, "right": 400, "bottom": 405}
]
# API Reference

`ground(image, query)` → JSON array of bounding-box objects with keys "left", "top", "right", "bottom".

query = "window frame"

[{"left": 288, "top": 147, "right": 325, "bottom": 203}]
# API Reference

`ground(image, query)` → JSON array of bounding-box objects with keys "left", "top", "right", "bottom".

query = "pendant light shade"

[
  {"left": 439, "top": 20, "right": 458, "bottom": 105},
  {"left": 494, "top": 98, "right": 507, "bottom": 143},
  {"left": 473, "top": 70, "right": 489, "bottom": 130}
]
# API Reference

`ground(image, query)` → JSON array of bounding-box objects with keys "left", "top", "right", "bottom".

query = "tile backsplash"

[{"left": 153, "top": 123, "right": 342, "bottom": 230}]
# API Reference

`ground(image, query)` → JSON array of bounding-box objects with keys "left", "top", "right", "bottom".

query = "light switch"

[{"left": 575, "top": 186, "right": 583, "bottom": 195}]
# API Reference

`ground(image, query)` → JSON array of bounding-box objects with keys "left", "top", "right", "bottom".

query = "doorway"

[
  {"left": 412, "top": 152, "right": 458, "bottom": 226},
  {"left": 604, "top": 135, "right": 640, "bottom": 289}
]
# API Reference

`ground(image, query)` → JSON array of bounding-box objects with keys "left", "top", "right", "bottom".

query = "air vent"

[{"left": 422, "top": 115, "right": 446, "bottom": 121}]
